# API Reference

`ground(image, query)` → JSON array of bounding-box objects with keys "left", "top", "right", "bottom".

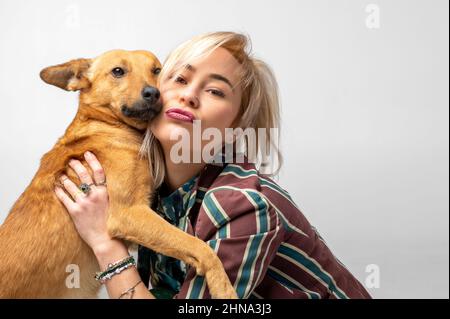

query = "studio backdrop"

[{"left": 0, "top": 0, "right": 448, "bottom": 298}]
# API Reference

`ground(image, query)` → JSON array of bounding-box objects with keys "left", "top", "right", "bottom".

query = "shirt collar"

[
  {"left": 156, "top": 146, "right": 248, "bottom": 222},
  {"left": 158, "top": 173, "right": 199, "bottom": 223}
]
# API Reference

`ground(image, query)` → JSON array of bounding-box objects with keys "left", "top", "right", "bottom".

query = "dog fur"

[{"left": 0, "top": 50, "right": 237, "bottom": 299}]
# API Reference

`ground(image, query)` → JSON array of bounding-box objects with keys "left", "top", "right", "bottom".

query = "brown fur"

[{"left": 0, "top": 50, "right": 237, "bottom": 299}]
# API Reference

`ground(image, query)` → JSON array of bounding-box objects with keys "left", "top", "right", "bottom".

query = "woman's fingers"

[
  {"left": 55, "top": 186, "right": 78, "bottom": 213},
  {"left": 84, "top": 151, "right": 106, "bottom": 185},
  {"left": 60, "top": 175, "right": 85, "bottom": 202},
  {"left": 69, "top": 159, "right": 94, "bottom": 185}
]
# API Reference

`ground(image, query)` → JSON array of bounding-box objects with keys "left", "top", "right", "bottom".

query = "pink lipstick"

[{"left": 165, "top": 108, "right": 195, "bottom": 123}]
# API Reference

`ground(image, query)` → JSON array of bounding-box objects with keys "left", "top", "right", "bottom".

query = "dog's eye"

[
  {"left": 111, "top": 67, "right": 126, "bottom": 78},
  {"left": 152, "top": 68, "right": 161, "bottom": 75}
]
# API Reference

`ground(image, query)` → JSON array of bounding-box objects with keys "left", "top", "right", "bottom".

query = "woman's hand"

[
  {"left": 54, "top": 152, "right": 152, "bottom": 298},
  {"left": 55, "top": 151, "right": 114, "bottom": 252}
]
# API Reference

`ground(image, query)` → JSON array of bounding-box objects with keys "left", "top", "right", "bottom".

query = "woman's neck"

[{"left": 162, "top": 147, "right": 206, "bottom": 192}]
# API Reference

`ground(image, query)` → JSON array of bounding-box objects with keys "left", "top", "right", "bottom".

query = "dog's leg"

[{"left": 107, "top": 205, "right": 237, "bottom": 299}]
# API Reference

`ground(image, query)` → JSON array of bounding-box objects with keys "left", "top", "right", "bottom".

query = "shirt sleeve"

[{"left": 174, "top": 187, "right": 285, "bottom": 299}]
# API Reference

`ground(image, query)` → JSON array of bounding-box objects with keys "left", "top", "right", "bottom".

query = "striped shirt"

[{"left": 137, "top": 157, "right": 371, "bottom": 299}]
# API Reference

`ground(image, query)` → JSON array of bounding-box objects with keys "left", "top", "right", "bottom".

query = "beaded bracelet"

[{"left": 95, "top": 256, "right": 136, "bottom": 283}]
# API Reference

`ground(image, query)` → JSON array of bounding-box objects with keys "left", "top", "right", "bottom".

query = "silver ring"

[{"left": 79, "top": 183, "right": 94, "bottom": 194}]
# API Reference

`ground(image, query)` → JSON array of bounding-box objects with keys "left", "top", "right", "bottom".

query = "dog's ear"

[{"left": 40, "top": 58, "right": 92, "bottom": 91}]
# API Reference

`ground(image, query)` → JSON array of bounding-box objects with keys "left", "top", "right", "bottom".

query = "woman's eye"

[
  {"left": 208, "top": 89, "right": 225, "bottom": 98},
  {"left": 111, "top": 67, "right": 126, "bottom": 78},
  {"left": 174, "top": 76, "right": 187, "bottom": 84}
]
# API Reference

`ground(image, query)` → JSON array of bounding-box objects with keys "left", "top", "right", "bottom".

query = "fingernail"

[{"left": 85, "top": 151, "right": 92, "bottom": 157}]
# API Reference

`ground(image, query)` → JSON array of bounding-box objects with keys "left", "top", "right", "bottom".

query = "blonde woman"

[{"left": 55, "top": 32, "right": 371, "bottom": 299}]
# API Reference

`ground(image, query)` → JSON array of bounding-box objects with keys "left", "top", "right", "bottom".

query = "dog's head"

[{"left": 40, "top": 49, "right": 162, "bottom": 130}]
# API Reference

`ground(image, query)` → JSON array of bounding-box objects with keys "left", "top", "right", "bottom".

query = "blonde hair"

[{"left": 140, "top": 31, "right": 282, "bottom": 188}]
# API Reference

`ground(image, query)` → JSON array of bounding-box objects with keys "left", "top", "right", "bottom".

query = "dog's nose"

[{"left": 142, "top": 86, "right": 160, "bottom": 104}]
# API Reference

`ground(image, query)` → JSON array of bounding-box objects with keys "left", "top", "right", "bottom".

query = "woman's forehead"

[{"left": 179, "top": 47, "right": 242, "bottom": 80}]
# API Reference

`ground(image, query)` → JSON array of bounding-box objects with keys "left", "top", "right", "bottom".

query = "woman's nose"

[{"left": 179, "top": 89, "right": 199, "bottom": 108}]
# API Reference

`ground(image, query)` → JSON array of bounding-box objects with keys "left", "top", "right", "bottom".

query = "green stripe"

[
  {"left": 185, "top": 191, "right": 198, "bottom": 217},
  {"left": 223, "top": 164, "right": 257, "bottom": 177},
  {"left": 277, "top": 211, "right": 300, "bottom": 234},
  {"left": 235, "top": 233, "right": 266, "bottom": 298},
  {"left": 278, "top": 245, "right": 348, "bottom": 299},
  {"left": 203, "top": 193, "right": 229, "bottom": 228},
  {"left": 218, "top": 224, "right": 227, "bottom": 239},
  {"left": 223, "top": 164, "right": 293, "bottom": 202},
  {"left": 267, "top": 268, "right": 320, "bottom": 299},
  {"left": 188, "top": 275, "right": 205, "bottom": 299},
  {"left": 259, "top": 178, "right": 294, "bottom": 202},
  {"left": 247, "top": 191, "right": 268, "bottom": 232},
  {"left": 221, "top": 164, "right": 297, "bottom": 210},
  {"left": 235, "top": 193, "right": 268, "bottom": 298}
]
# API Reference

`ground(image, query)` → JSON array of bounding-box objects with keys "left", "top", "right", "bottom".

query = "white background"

[{"left": 0, "top": 0, "right": 448, "bottom": 298}]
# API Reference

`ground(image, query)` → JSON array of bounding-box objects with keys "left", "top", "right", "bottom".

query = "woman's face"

[{"left": 150, "top": 47, "right": 243, "bottom": 162}]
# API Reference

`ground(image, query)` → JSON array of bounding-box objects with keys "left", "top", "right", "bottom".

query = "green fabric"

[
  {"left": 150, "top": 287, "right": 177, "bottom": 299},
  {"left": 148, "top": 174, "right": 199, "bottom": 296}
]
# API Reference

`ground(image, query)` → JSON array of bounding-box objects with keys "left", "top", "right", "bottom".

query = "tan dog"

[{"left": 0, "top": 50, "right": 237, "bottom": 299}]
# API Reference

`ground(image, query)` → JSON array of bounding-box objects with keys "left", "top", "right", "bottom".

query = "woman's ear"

[{"left": 40, "top": 58, "right": 92, "bottom": 91}]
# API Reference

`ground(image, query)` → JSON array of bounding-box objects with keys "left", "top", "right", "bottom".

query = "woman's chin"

[{"left": 154, "top": 123, "right": 193, "bottom": 144}]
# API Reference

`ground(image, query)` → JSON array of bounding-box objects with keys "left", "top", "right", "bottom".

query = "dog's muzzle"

[{"left": 121, "top": 100, "right": 162, "bottom": 121}]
